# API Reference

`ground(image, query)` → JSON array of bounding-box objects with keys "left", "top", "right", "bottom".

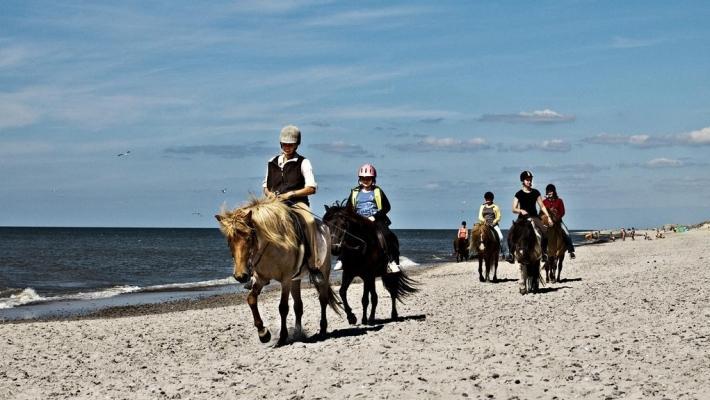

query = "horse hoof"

[
  {"left": 258, "top": 328, "right": 271, "bottom": 343},
  {"left": 479, "top": 276, "right": 485, "bottom": 282},
  {"left": 519, "top": 287, "right": 527, "bottom": 295},
  {"left": 347, "top": 314, "right": 357, "bottom": 325}
]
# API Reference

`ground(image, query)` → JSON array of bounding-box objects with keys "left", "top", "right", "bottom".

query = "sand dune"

[{"left": 1, "top": 228, "right": 709, "bottom": 399}]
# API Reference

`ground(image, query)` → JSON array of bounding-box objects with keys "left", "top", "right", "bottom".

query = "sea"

[{"left": 0, "top": 227, "right": 591, "bottom": 321}]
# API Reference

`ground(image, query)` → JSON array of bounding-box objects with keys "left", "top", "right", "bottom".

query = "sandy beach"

[{"left": 2, "top": 226, "right": 709, "bottom": 399}]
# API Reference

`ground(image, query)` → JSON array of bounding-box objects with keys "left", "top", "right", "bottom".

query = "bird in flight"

[
  {"left": 117, "top": 150, "right": 131, "bottom": 157},
  {"left": 221, "top": 188, "right": 227, "bottom": 194},
  {"left": 192, "top": 211, "right": 202, "bottom": 217}
]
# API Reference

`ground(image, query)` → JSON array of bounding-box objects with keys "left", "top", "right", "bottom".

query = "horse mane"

[{"left": 217, "top": 196, "right": 300, "bottom": 252}]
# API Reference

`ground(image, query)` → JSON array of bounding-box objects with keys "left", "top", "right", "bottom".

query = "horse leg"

[
  {"left": 290, "top": 280, "right": 303, "bottom": 333},
  {"left": 518, "top": 263, "right": 528, "bottom": 295},
  {"left": 367, "top": 277, "right": 378, "bottom": 324},
  {"left": 557, "top": 254, "right": 565, "bottom": 282},
  {"left": 339, "top": 273, "right": 357, "bottom": 325},
  {"left": 315, "top": 276, "right": 331, "bottom": 337},
  {"left": 361, "top": 278, "right": 370, "bottom": 325},
  {"left": 493, "top": 256, "right": 498, "bottom": 282},
  {"left": 277, "top": 283, "right": 290, "bottom": 345},
  {"left": 478, "top": 257, "right": 485, "bottom": 282},
  {"left": 247, "top": 283, "right": 271, "bottom": 343}
]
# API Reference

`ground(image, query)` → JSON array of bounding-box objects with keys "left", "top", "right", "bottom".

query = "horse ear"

[
  {"left": 244, "top": 210, "right": 252, "bottom": 223},
  {"left": 324, "top": 205, "right": 330, "bottom": 212},
  {"left": 215, "top": 214, "right": 223, "bottom": 222}
]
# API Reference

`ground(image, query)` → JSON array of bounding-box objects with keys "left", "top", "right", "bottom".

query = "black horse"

[
  {"left": 323, "top": 202, "right": 418, "bottom": 325},
  {"left": 453, "top": 236, "right": 470, "bottom": 262},
  {"left": 508, "top": 217, "right": 543, "bottom": 294}
]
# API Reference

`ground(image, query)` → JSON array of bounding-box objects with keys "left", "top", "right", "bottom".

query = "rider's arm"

[
  {"left": 537, "top": 195, "right": 551, "bottom": 219},
  {"left": 512, "top": 197, "right": 524, "bottom": 216},
  {"left": 477, "top": 204, "right": 485, "bottom": 224},
  {"left": 493, "top": 204, "right": 501, "bottom": 226},
  {"left": 373, "top": 188, "right": 391, "bottom": 218},
  {"left": 557, "top": 198, "right": 566, "bottom": 219}
]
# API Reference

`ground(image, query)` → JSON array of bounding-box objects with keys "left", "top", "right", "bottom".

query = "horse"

[
  {"left": 508, "top": 217, "right": 543, "bottom": 295},
  {"left": 469, "top": 223, "right": 499, "bottom": 282},
  {"left": 542, "top": 214, "right": 566, "bottom": 283},
  {"left": 215, "top": 197, "right": 341, "bottom": 345},
  {"left": 453, "top": 236, "right": 470, "bottom": 262},
  {"left": 323, "top": 202, "right": 418, "bottom": 325}
]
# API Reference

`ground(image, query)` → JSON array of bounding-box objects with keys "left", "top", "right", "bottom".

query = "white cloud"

[
  {"left": 303, "top": 6, "right": 425, "bottom": 27},
  {"left": 478, "top": 109, "right": 575, "bottom": 124},
  {"left": 678, "top": 127, "right": 710, "bottom": 145},
  {"left": 611, "top": 36, "right": 661, "bottom": 49},
  {"left": 0, "top": 102, "right": 40, "bottom": 130},
  {"left": 647, "top": 158, "right": 682, "bottom": 168},
  {"left": 391, "top": 136, "right": 490, "bottom": 152},
  {"left": 497, "top": 139, "right": 571, "bottom": 153},
  {"left": 0, "top": 45, "right": 30, "bottom": 69}
]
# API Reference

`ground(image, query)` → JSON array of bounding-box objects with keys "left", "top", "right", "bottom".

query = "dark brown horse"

[
  {"left": 215, "top": 197, "right": 341, "bottom": 345},
  {"left": 469, "top": 223, "right": 499, "bottom": 282},
  {"left": 509, "top": 217, "right": 543, "bottom": 294},
  {"left": 453, "top": 236, "right": 470, "bottom": 262},
  {"left": 323, "top": 202, "right": 418, "bottom": 325},
  {"left": 542, "top": 214, "right": 566, "bottom": 283}
]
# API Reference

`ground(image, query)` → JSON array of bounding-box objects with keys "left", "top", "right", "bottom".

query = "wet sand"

[{"left": 1, "top": 227, "right": 709, "bottom": 399}]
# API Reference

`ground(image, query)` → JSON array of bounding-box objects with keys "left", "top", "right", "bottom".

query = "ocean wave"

[{"left": 0, "top": 277, "right": 238, "bottom": 310}]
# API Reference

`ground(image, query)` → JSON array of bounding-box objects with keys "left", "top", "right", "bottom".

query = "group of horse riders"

[
  {"left": 263, "top": 125, "right": 401, "bottom": 283},
  {"left": 463, "top": 171, "right": 576, "bottom": 263},
  {"left": 265, "top": 125, "right": 575, "bottom": 284}
]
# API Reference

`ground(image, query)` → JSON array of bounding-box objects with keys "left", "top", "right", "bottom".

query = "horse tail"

[
  {"left": 311, "top": 273, "right": 343, "bottom": 316},
  {"left": 382, "top": 270, "right": 419, "bottom": 303}
]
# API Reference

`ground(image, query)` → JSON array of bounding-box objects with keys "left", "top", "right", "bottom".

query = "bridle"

[{"left": 233, "top": 225, "right": 269, "bottom": 279}]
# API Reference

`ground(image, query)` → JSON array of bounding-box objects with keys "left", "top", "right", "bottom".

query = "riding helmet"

[
  {"left": 546, "top": 183, "right": 557, "bottom": 194},
  {"left": 484, "top": 191, "right": 494, "bottom": 201},
  {"left": 279, "top": 125, "right": 301, "bottom": 145},
  {"left": 519, "top": 170, "right": 533, "bottom": 181},
  {"left": 358, "top": 163, "right": 377, "bottom": 178}
]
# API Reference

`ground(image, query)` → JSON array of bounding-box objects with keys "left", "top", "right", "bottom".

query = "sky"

[{"left": 1, "top": 0, "right": 709, "bottom": 229}]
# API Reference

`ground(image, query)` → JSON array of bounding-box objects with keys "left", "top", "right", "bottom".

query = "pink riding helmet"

[{"left": 358, "top": 163, "right": 377, "bottom": 178}]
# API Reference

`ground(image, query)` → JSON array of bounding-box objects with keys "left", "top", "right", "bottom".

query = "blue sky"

[{"left": 1, "top": 0, "right": 709, "bottom": 229}]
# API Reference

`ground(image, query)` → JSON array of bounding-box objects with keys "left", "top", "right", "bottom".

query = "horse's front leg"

[
  {"left": 478, "top": 258, "right": 485, "bottom": 282},
  {"left": 247, "top": 283, "right": 270, "bottom": 343},
  {"left": 339, "top": 273, "right": 357, "bottom": 325},
  {"left": 365, "top": 277, "right": 378, "bottom": 325},
  {"left": 557, "top": 255, "right": 564, "bottom": 282},
  {"left": 290, "top": 280, "right": 303, "bottom": 333},
  {"left": 277, "top": 282, "right": 291, "bottom": 345},
  {"left": 492, "top": 256, "right": 498, "bottom": 282}
]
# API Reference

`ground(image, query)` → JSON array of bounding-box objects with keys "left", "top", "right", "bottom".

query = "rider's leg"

[
  {"left": 378, "top": 221, "right": 400, "bottom": 273},
  {"left": 531, "top": 217, "right": 548, "bottom": 261},
  {"left": 505, "top": 223, "right": 515, "bottom": 263},
  {"left": 561, "top": 222, "right": 576, "bottom": 258},
  {"left": 493, "top": 225, "right": 508, "bottom": 255},
  {"left": 291, "top": 203, "right": 323, "bottom": 282}
]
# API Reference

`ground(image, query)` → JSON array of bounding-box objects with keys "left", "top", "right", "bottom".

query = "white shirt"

[{"left": 262, "top": 154, "right": 317, "bottom": 189}]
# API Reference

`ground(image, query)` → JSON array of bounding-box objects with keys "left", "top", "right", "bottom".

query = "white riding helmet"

[{"left": 279, "top": 125, "right": 301, "bottom": 145}]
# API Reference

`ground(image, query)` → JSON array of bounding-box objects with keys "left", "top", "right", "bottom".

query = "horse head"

[
  {"left": 215, "top": 209, "right": 255, "bottom": 283},
  {"left": 510, "top": 218, "right": 541, "bottom": 264},
  {"left": 323, "top": 202, "right": 352, "bottom": 255}
]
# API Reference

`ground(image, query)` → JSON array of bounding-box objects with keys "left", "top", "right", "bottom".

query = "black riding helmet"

[
  {"left": 546, "top": 184, "right": 558, "bottom": 198},
  {"left": 520, "top": 170, "right": 533, "bottom": 181},
  {"left": 484, "top": 191, "right": 494, "bottom": 201},
  {"left": 461, "top": 221, "right": 466, "bottom": 226}
]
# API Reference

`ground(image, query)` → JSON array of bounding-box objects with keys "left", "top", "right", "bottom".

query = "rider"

[
  {"left": 334, "top": 163, "right": 401, "bottom": 273},
  {"left": 542, "top": 183, "right": 576, "bottom": 259},
  {"left": 477, "top": 191, "right": 509, "bottom": 258},
  {"left": 505, "top": 170, "right": 552, "bottom": 263},
  {"left": 263, "top": 125, "right": 321, "bottom": 282},
  {"left": 458, "top": 221, "right": 468, "bottom": 240}
]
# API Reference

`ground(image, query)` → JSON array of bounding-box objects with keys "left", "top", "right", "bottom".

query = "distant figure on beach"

[
  {"left": 505, "top": 170, "right": 551, "bottom": 264},
  {"left": 458, "top": 221, "right": 469, "bottom": 240},
  {"left": 542, "top": 184, "right": 576, "bottom": 259},
  {"left": 333, "top": 163, "right": 400, "bottom": 274},
  {"left": 263, "top": 125, "right": 321, "bottom": 281},
  {"left": 631, "top": 227, "right": 636, "bottom": 240},
  {"left": 610, "top": 231, "right": 616, "bottom": 242},
  {"left": 477, "top": 191, "right": 508, "bottom": 258},
  {"left": 621, "top": 228, "right": 626, "bottom": 241},
  {"left": 454, "top": 221, "right": 470, "bottom": 262}
]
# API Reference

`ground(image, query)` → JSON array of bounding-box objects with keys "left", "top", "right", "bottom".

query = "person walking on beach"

[
  {"left": 542, "top": 184, "right": 575, "bottom": 259},
  {"left": 477, "top": 191, "right": 509, "bottom": 258},
  {"left": 505, "top": 170, "right": 551, "bottom": 263},
  {"left": 334, "top": 163, "right": 401, "bottom": 273},
  {"left": 263, "top": 125, "right": 321, "bottom": 281}
]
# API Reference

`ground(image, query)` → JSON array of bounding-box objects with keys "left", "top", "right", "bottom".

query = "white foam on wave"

[
  {"left": 399, "top": 256, "right": 419, "bottom": 267},
  {"left": 0, "top": 288, "right": 49, "bottom": 309},
  {"left": 0, "top": 277, "right": 239, "bottom": 310}
]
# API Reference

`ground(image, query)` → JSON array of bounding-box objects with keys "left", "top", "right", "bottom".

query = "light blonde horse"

[{"left": 215, "top": 197, "right": 341, "bottom": 345}]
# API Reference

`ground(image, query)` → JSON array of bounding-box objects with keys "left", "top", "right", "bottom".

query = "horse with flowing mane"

[
  {"left": 453, "top": 236, "right": 470, "bottom": 262},
  {"left": 542, "top": 213, "right": 566, "bottom": 283},
  {"left": 508, "top": 217, "right": 543, "bottom": 294},
  {"left": 469, "top": 223, "right": 499, "bottom": 282},
  {"left": 215, "top": 196, "right": 341, "bottom": 345},
  {"left": 323, "top": 201, "right": 418, "bottom": 325}
]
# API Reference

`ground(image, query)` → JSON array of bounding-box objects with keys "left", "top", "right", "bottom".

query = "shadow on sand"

[{"left": 285, "top": 314, "right": 427, "bottom": 346}]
